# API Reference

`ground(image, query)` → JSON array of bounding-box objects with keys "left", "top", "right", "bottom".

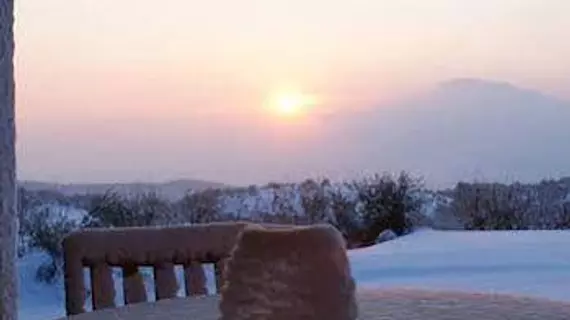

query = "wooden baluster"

[
  {"left": 90, "top": 264, "right": 116, "bottom": 310},
  {"left": 63, "top": 258, "right": 86, "bottom": 315},
  {"left": 123, "top": 264, "right": 147, "bottom": 304},
  {"left": 184, "top": 262, "right": 208, "bottom": 296},
  {"left": 214, "top": 259, "right": 227, "bottom": 293},
  {"left": 154, "top": 262, "right": 179, "bottom": 300}
]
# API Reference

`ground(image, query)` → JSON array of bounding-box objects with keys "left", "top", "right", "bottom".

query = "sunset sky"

[{"left": 14, "top": 0, "right": 570, "bottom": 185}]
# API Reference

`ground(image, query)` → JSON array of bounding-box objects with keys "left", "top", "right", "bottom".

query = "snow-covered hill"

[
  {"left": 323, "top": 79, "right": 570, "bottom": 188},
  {"left": 18, "top": 229, "right": 570, "bottom": 319},
  {"left": 20, "top": 179, "right": 227, "bottom": 201}
]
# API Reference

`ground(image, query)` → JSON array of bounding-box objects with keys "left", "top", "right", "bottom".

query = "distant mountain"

[
  {"left": 19, "top": 179, "right": 227, "bottom": 200},
  {"left": 320, "top": 78, "right": 570, "bottom": 187}
]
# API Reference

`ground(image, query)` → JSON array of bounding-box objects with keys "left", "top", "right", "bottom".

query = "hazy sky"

[{"left": 15, "top": 0, "right": 570, "bottom": 185}]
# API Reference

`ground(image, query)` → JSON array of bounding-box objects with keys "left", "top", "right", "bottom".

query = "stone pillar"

[
  {"left": 219, "top": 224, "right": 357, "bottom": 320},
  {"left": 0, "top": 1, "right": 17, "bottom": 319}
]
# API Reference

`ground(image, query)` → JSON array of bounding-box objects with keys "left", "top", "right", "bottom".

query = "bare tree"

[
  {"left": 450, "top": 180, "right": 570, "bottom": 230},
  {"left": 176, "top": 189, "right": 222, "bottom": 223},
  {"left": 270, "top": 184, "right": 299, "bottom": 224},
  {"left": 0, "top": 0, "right": 17, "bottom": 318},
  {"left": 329, "top": 184, "right": 361, "bottom": 246},
  {"left": 86, "top": 191, "right": 172, "bottom": 228},
  {"left": 299, "top": 179, "right": 329, "bottom": 224}
]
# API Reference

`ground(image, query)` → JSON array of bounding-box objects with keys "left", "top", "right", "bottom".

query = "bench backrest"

[{"left": 62, "top": 222, "right": 290, "bottom": 315}]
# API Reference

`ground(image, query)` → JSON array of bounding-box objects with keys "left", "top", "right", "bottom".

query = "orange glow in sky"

[{"left": 13, "top": 0, "right": 570, "bottom": 184}]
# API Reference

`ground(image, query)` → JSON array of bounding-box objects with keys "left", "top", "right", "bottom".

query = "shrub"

[
  {"left": 299, "top": 178, "right": 331, "bottom": 224},
  {"left": 328, "top": 184, "right": 362, "bottom": 247},
  {"left": 86, "top": 191, "right": 171, "bottom": 228},
  {"left": 355, "top": 172, "right": 423, "bottom": 244},
  {"left": 450, "top": 179, "right": 570, "bottom": 230},
  {"left": 269, "top": 184, "right": 300, "bottom": 224},
  {"left": 22, "top": 205, "right": 84, "bottom": 283},
  {"left": 455, "top": 182, "right": 533, "bottom": 230},
  {"left": 175, "top": 188, "right": 223, "bottom": 223}
]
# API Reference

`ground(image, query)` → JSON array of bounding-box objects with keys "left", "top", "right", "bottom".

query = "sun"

[
  {"left": 276, "top": 94, "right": 304, "bottom": 115},
  {"left": 269, "top": 90, "right": 315, "bottom": 118}
]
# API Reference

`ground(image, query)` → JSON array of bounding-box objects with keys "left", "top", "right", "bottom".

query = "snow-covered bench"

[
  {"left": 62, "top": 222, "right": 293, "bottom": 316},
  {"left": 61, "top": 223, "right": 570, "bottom": 320},
  {"left": 56, "top": 290, "right": 570, "bottom": 320}
]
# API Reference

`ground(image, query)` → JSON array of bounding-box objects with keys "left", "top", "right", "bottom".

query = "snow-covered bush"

[
  {"left": 375, "top": 229, "right": 398, "bottom": 244},
  {"left": 16, "top": 171, "right": 431, "bottom": 281},
  {"left": 86, "top": 191, "right": 172, "bottom": 228},
  {"left": 450, "top": 178, "right": 570, "bottom": 230},
  {"left": 174, "top": 188, "right": 223, "bottom": 223},
  {"left": 299, "top": 178, "right": 332, "bottom": 224},
  {"left": 354, "top": 172, "right": 423, "bottom": 245},
  {"left": 21, "top": 204, "right": 86, "bottom": 283},
  {"left": 328, "top": 183, "right": 361, "bottom": 245}
]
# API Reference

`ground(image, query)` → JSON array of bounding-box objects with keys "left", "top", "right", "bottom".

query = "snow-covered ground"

[
  {"left": 18, "top": 229, "right": 570, "bottom": 319},
  {"left": 351, "top": 229, "right": 570, "bottom": 300}
]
